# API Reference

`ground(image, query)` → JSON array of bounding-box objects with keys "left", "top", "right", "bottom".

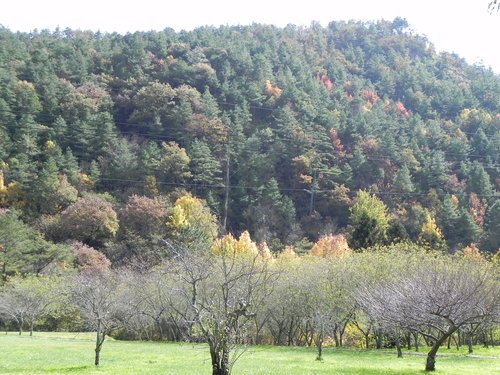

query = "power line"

[
  {"left": 4, "top": 127, "right": 500, "bottom": 174},
  {"left": 80, "top": 177, "right": 500, "bottom": 199},
  {"left": 4, "top": 115, "right": 499, "bottom": 162}
]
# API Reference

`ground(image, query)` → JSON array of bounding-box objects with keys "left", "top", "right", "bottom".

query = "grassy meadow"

[{"left": 0, "top": 332, "right": 498, "bottom": 375}]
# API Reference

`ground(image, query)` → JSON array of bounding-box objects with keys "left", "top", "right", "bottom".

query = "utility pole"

[
  {"left": 309, "top": 172, "right": 318, "bottom": 215},
  {"left": 223, "top": 141, "right": 230, "bottom": 234}
]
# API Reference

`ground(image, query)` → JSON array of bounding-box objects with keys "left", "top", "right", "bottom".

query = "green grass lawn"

[{"left": 0, "top": 332, "right": 498, "bottom": 374}]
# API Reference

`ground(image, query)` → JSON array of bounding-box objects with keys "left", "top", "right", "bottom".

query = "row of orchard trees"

[{"left": 0, "top": 237, "right": 499, "bottom": 374}]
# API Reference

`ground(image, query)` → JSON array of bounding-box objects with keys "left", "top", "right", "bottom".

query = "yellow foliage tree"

[
  {"left": 166, "top": 194, "right": 218, "bottom": 243},
  {"left": 78, "top": 173, "right": 94, "bottom": 188},
  {"left": 168, "top": 204, "right": 188, "bottom": 230},
  {"left": 0, "top": 171, "right": 25, "bottom": 209},
  {"left": 0, "top": 171, "right": 5, "bottom": 201},
  {"left": 212, "top": 231, "right": 260, "bottom": 257},
  {"left": 417, "top": 214, "right": 447, "bottom": 251},
  {"left": 310, "top": 234, "right": 351, "bottom": 258},
  {"left": 450, "top": 194, "right": 459, "bottom": 208},
  {"left": 44, "top": 140, "right": 56, "bottom": 151}
]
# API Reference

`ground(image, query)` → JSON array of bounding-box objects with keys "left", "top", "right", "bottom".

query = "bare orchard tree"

[
  {"left": 351, "top": 310, "right": 375, "bottom": 349},
  {"left": 72, "top": 270, "right": 130, "bottom": 366},
  {"left": 170, "top": 241, "right": 275, "bottom": 375},
  {"left": 299, "top": 257, "right": 356, "bottom": 360},
  {"left": 262, "top": 259, "right": 304, "bottom": 346},
  {"left": 0, "top": 281, "right": 30, "bottom": 335},
  {"left": 121, "top": 267, "right": 185, "bottom": 341},
  {"left": 324, "top": 258, "right": 357, "bottom": 350},
  {"left": 0, "top": 275, "right": 62, "bottom": 335},
  {"left": 357, "top": 252, "right": 499, "bottom": 372}
]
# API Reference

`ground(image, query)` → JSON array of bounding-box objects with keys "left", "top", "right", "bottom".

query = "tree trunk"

[
  {"left": 210, "top": 342, "right": 230, "bottom": 375},
  {"left": 425, "top": 328, "right": 456, "bottom": 372},
  {"left": 447, "top": 335, "right": 451, "bottom": 350},
  {"left": 277, "top": 321, "right": 285, "bottom": 345},
  {"left": 406, "top": 332, "right": 411, "bottom": 350},
  {"left": 94, "top": 325, "right": 105, "bottom": 366},
  {"left": 254, "top": 318, "right": 262, "bottom": 345},
  {"left": 365, "top": 333, "right": 370, "bottom": 349},
  {"left": 339, "top": 323, "right": 346, "bottom": 347},
  {"left": 29, "top": 320, "right": 34, "bottom": 336},
  {"left": 221, "top": 342, "right": 230, "bottom": 375},
  {"left": 275, "top": 326, "right": 282, "bottom": 345},
  {"left": 333, "top": 329, "right": 340, "bottom": 347},
  {"left": 425, "top": 350, "right": 437, "bottom": 372},
  {"left": 396, "top": 337, "right": 403, "bottom": 358},
  {"left": 375, "top": 329, "right": 383, "bottom": 349},
  {"left": 95, "top": 332, "right": 102, "bottom": 366},
  {"left": 156, "top": 318, "right": 164, "bottom": 341},
  {"left": 210, "top": 343, "right": 219, "bottom": 375},
  {"left": 316, "top": 341, "right": 323, "bottom": 361},
  {"left": 17, "top": 319, "right": 23, "bottom": 336},
  {"left": 481, "top": 332, "right": 488, "bottom": 348},
  {"left": 287, "top": 317, "right": 294, "bottom": 346},
  {"left": 414, "top": 332, "right": 419, "bottom": 352},
  {"left": 316, "top": 330, "right": 324, "bottom": 361},
  {"left": 467, "top": 334, "right": 473, "bottom": 354}
]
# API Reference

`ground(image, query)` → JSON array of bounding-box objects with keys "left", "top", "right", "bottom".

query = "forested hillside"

[{"left": 0, "top": 19, "right": 499, "bottom": 274}]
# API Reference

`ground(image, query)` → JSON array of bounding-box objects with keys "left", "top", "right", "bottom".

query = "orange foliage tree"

[{"left": 310, "top": 234, "right": 351, "bottom": 258}]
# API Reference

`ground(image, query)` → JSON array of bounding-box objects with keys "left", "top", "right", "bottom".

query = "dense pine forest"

[{"left": 0, "top": 19, "right": 499, "bottom": 276}]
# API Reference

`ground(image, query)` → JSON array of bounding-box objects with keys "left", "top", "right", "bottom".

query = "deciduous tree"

[
  {"left": 357, "top": 253, "right": 499, "bottom": 372},
  {"left": 72, "top": 270, "right": 130, "bottom": 366},
  {"left": 59, "top": 196, "right": 119, "bottom": 247}
]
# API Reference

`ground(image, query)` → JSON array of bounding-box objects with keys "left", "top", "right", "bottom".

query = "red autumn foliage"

[
  {"left": 316, "top": 73, "right": 333, "bottom": 91},
  {"left": 71, "top": 241, "right": 111, "bottom": 271},
  {"left": 329, "top": 129, "right": 346, "bottom": 159},
  {"left": 395, "top": 101, "right": 410, "bottom": 117},
  {"left": 119, "top": 195, "right": 167, "bottom": 237},
  {"left": 361, "top": 90, "right": 379, "bottom": 105},
  {"left": 469, "top": 192, "right": 486, "bottom": 227},
  {"left": 447, "top": 174, "right": 466, "bottom": 193}
]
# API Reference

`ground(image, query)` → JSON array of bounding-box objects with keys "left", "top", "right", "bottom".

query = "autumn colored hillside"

[{"left": 0, "top": 19, "right": 499, "bottom": 273}]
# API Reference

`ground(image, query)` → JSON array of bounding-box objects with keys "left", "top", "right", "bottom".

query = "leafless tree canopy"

[
  {"left": 356, "top": 253, "right": 499, "bottom": 371},
  {"left": 72, "top": 270, "right": 131, "bottom": 366}
]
